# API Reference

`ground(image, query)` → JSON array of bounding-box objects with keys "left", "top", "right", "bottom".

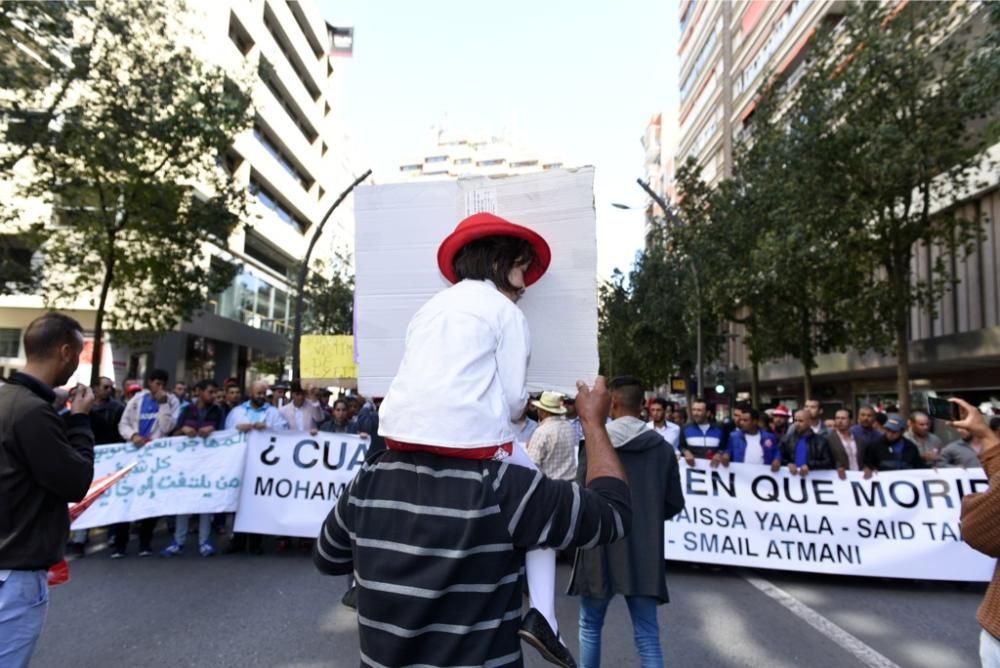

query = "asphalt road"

[{"left": 31, "top": 531, "right": 985, "bottom": 668}]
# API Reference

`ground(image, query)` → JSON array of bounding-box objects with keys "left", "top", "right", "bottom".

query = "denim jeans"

[
  {"left": 982, "top": 629, "right": 1000, "bottom": 668},
  {"left": 174, "top": 513, "right": 213, "bottom": 546},
  {"left": 0, "top": 570, "right": 49, "bottom": 668},
  {"left": 579, "top": 595, "right": 663, "bottom": 668}
]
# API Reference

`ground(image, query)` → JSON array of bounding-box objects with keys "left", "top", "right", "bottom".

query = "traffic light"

[{"left": 714, "top": 370, "right": 726, "bottom": 395}]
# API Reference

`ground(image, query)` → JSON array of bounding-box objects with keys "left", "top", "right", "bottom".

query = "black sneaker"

[
  {"left": 518, "top": 608, "right": 577, "bottom": 668},
  {"left": 110, "top": 549, "right": 126, "bottom": 560},
  {"left": 341, "top": 584, "right": 358, "bottom": 610}
]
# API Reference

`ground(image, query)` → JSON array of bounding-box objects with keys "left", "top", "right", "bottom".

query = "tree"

[
  {"left": 814, "top": 1, "right": 1000, "bottom": 416},
  {"left": 302, "top": 258, "right": 354, "bottom": 336},
  {"left": 1, "top": 0, "right": 254, "bottom": 385}
]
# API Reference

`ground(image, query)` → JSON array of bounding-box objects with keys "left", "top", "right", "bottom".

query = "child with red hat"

[{"left": 376, "top": 212, "right": 575, "bottom": 666}]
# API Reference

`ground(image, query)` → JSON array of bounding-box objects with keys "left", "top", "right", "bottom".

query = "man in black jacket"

[
  {"left": 863, "top": 415, "right": 927, "bottom": 476},
  {"left": 782, "top": 409, "right": 835, "bottom": 476},
  {"left": 0, "top": 313, "right": 95, "bottom": 666},
  {"left": 568, "top": 375, "right": 684, "bottom": 667}
]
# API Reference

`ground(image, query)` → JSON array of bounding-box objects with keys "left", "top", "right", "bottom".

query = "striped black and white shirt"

[{"left": 314, "top": 449, "right": 632, "bottom": 668}]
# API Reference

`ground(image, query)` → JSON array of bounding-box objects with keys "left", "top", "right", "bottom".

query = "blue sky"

[{"left": 319, "top": 0, "right": 679, "bottom": 279}]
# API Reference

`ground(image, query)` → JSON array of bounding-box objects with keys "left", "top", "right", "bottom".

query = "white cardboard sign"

[{"left": 354, "top": 168, "right": 599, "bottom": 397}]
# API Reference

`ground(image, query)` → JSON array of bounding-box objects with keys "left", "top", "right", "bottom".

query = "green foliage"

[
  {"left": 302, "top": 257, "right": 354, "bottom": 335},
  {"left": 603, "top": 2, "right": 999, "bottom": 408},
  {"left": 1, "top": 0, "right": 254, "bottom": 381}
]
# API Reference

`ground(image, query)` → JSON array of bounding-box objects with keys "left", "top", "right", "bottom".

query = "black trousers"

[{"left": 112, "top": 518, "right": 158, "bottom": 551}]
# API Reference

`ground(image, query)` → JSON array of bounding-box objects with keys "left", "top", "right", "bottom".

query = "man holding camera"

[{"left": 0, "top": 313, "right": 96, "bottom": 667}]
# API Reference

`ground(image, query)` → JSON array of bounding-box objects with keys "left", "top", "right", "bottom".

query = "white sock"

[{"left": 526, "top": 547, "right": 559, "bottom": 636}]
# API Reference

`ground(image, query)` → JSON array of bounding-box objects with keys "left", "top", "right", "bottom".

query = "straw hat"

[{"left": 531, "top": 391, "right": 567, "bottom": 415}]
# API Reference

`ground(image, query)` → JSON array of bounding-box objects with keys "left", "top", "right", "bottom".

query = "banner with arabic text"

[{"left": 70, "top": 430, "right": 246, "bottom": 530}]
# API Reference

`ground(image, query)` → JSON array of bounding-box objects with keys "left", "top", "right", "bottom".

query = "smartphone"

[{"left": 927, "top": 396, "right": 960, "bottom": 421}]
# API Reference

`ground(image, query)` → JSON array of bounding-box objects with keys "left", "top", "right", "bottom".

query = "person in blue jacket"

[
  {"left": 679, "top": 399, "right": 727, "bottom": 466},
  {"left": 716, "top": 408, "right": 782, "bottom": 471}
]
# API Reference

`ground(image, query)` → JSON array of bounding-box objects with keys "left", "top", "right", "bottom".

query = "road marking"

[{"left": 742, "top": 572, "right": 903, "bottom": 668}]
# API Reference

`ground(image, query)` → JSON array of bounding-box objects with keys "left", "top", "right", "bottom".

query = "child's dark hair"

[{"left": 452, "top": 235, "right": 537, "bottom": 292}]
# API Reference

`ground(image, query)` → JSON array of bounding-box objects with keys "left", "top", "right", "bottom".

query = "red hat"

[
  {"left": 772, "top": 404, "right": 792, "bottom": 418},
  {"left": 436, "top": 212, "right": 551, "bottom": 286},
  {"left": 126, "top": 383, "right": 142, "bottom": 394}
]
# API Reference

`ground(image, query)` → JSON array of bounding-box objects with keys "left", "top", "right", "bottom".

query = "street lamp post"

[{"left": 631, "top": 179, "right": 704, "bottom": 401}]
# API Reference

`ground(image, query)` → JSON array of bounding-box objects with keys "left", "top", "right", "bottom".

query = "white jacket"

[
  {"left": 378, "top": 279, "right": 530, "bottom": 448},
  {"left": 118, "top": 390, "right": 179, "bottom": 441}
]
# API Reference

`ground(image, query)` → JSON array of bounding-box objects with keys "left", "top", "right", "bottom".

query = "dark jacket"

[
  {"left": 0, "top": 372, "right": 95, "bottom": 570},
  {"left": 90, "top": 398, "right": 125, "bottom": 445},
  {"left": 863, "top": 436, "right": 926, "bottom": 471},
  {"left": 569, "top": 422, "right": 684, "bottom": 603},
  {"left": 781, "top": 430, "right": 835, "bottom": 470},
  {"left": 356, "top": 402, "right": 386, "bottom": 454},
  {"left": 174, "top": 401, "right": 226, "bottom": 434},
  {"left": 827, "top": 430, "right": 864, "bottom": 470},
  {"left": 318, "top": 416, "right": 359, "bottom": 434}
]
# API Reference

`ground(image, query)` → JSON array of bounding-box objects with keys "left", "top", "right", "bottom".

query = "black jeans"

[{"left": 112, "top": 518, "right": 158, "bottom": 552}]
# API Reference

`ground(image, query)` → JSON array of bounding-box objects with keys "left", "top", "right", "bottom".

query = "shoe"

[
  {"left": 341, "top": 585, "right": 358, "bottom": 610},
  {"left": 110, "top": 550, "right": 126, "bottom": 560},
  {"left": 138, "top": 547, "right": 154, "bottom": 557},
  {"left": 67, "top": 542, "right": 85, "bottom": 557},
  {"left": 518, "top": 608, "right": 577, "bottom": 668},
  {"left": 160, "top": 542, "right": 183, "bottom": 558},
  {"left": 199, "top": 542, "right": 215, "bottom": 557},
  {"left": 223, "top": 538, "right": 246, "bottom": 555}
]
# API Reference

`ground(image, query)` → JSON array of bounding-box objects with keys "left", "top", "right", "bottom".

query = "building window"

[
  {"left": 259, "top": 59, "right": 318, "bottom": 144},
  {"left": 264, "top": 4, "right": 321, "bottom": 101},
  {"left": 249, "top": 176, "right": 308, "bottom": 232},
  {"left": 0, "top": 329, "right": 20, "bottom": 358},
  {"left": 229, "top": 12, "right": 254, "bottom": 56},
  {"left": 253, "top": 124, "right": 313, "bottom": 190}
]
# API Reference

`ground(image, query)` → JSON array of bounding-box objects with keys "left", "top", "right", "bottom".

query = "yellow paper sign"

[{"left": 301, "top": 335, "right": 357, "bottom": 379}]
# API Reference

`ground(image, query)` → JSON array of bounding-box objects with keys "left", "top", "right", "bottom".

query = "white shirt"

[
  {"left": 647, "top": 420, "right": 681, "bottom": 451},
  {"left": 379, "top": 280, "right": 530, "bottom": 448},
  {"left": 743, "top": 432, "right": 764, "bottom": 464},
  {"left": 224, "top": 401, "right": 289, "bottom": 431},
  {"left": 838, "top": 430, "right": 860, "bottom": 471}
]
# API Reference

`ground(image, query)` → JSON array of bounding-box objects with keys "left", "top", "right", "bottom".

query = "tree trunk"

[
  {"left": 291, "top": 169, "right": 371, "bottom": 381},
  {"left": 89, "top": 255, "right": 116, "bottom": 387},
  {"left": 895, "top": 302, "right": 911, "bottom": 418},
  {"left": 751, "top": 360, "right": 760, "bottom": 407},
  {"left": 802, "top": 366, "right": 813, "bottom": 405}
]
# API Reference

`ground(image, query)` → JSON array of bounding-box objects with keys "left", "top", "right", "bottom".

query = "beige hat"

[{"left": 531, "top": 391, "right": 566, "bottom": 415}]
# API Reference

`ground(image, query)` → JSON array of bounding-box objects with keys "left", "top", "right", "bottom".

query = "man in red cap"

[
  {"left": 315, "top": 213, "right": 631, "bottom": 668},
  {"left": 770, "top": 404, "right": 792, "bottom": 440}
]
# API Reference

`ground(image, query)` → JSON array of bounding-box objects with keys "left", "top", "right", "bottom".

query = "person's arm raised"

[{"left": 574, "top": 377, "right": 626, "bottom": 485}]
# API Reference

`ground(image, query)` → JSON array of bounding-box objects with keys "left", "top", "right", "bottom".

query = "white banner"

[
  {"left": 233, "top": 430, "right": 369, "bottom": 538},
  {"left": 665, "top": 462, "right": 995, "bottom": 581},
  {"left": 71, "top": 430, "right": 247, "bottom": 530}
]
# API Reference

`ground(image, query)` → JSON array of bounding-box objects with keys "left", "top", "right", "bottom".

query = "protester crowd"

[
  {"left": 68, "top": 370, "right": 383, "bottom": 559},
  {"left": 643, "top": 396, "right": 1000, "bottom": 479}
]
